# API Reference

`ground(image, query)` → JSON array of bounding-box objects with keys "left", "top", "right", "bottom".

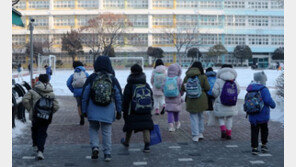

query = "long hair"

[
  {"left": 154, "top": 59, "right": 164, "bottom": 69},
  {"left": 190, "top": 61, "right": 204, "bottom": 75}
]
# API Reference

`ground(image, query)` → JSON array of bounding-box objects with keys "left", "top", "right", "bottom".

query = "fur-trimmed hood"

[{"left": 217, "top": 68, "right": 237, "bottom": 81}]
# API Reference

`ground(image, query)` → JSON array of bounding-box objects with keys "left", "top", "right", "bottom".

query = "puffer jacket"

[
  {"left": 164, "top": 63, "right": 184, "bottom": 112},
  {"left": 182, "top": 67, "right": 210, "bottom": 113},
  {"left": 66, "top": 66, "right": 89, "bottom": 97},
  {"left": 212, "top": 68, "right": 241, "bottom": 117},
  {"left": 246, "top": 83, "right": 276, "bottom": 125},
  {"left": 150, "top": 65, "right": 167, "bottom": 96},
  {"left": 22, "top": 81, "right": 59, "bottom": 121}
]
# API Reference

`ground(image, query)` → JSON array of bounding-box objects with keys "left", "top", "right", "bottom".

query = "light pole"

[{"left": 29, "top": 18, "right": 35, "bottom": 87}]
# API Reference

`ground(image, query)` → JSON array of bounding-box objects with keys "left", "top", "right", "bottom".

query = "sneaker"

[
  {"left": 198, "top": 133, "right": 204, "bottom": 140},
  {"left": 80, "top": 115, "right": 85, "bottom": 125},
  {"left": 143, "top": 143, "right": 150, "bottom": 153},
  {"left": 176, "top": 122, "right": 181, "bottom": 129},
  {"left": 261, "top": 145, "right": 269, "bottom": 153},
  {"left": 252, "top": 148, "right": 259, "bottom": 155},
  {"left": 91, "top": 147, "right": 99, "bottom": 159},
  {"left": 121, "top": 138, "right": 129, "bottom": 147},
  {"left": 169, "top": 123, "right": 175, "bottom": 132},
  {"left": 192, "top": 136, "right": 199, "bottom": 142},
  {"left": 221, "top": 130, "right": 226, "bottom": 139},
  {"left": 36, "top": 151, "right": 44, "bottom": 160},
  {"left": 104, "top": 154, "right": 112, "bottom": 162}
]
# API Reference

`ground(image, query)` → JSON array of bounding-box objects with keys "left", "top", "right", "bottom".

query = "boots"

[
  {"left": 80, "top": 115, "right": 85, "bottom": 125},
  {"left": 160, "top": 105, "right": 165, "bottom": 115},
  {"left": 220, "top": 125, "right": 226, "bottom": 139},
  {"left": 155, "top": 108, "right": 160, "bottom": 115},
  {"left": 226, "top": 129, "right": 232, "bottom": 140}
]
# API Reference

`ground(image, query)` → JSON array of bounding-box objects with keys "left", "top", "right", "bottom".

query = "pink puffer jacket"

[{"left": 150, "top": 65, "right": 167, "bottom": 96}]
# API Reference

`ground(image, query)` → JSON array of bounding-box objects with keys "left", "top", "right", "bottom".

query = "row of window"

[{"left": 14, "top": 0, "right": 283, "bottom": 9}]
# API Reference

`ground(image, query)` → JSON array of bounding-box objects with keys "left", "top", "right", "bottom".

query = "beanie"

[
  {"left": 253, "top": 71, "right": 267, "bottom": 86},
  {"left": 131, "top": 64, "right": 143, "bottom": 74},
  {"left": 38, "top": 74, "right": 49, "bottom": 83}
]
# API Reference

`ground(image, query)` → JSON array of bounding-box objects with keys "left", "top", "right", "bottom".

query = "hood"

[
  {"left": 217, "top": 68, "right": 237, "bottom": 81},
  {"left": 34, "top": 81, "right": 53, "bottom": 93},
  {"left": 247, "top": 83, "right": 266, "bottom": 92},
  {"left": 74, "top": 66, "right": 86, "bottom": 72},
  {"left": 186, "top": 67, "right": 201, "bottom": 77},
  {"left": 127, "top": 72, "right": 146, "bottom": 84},
  {"left": 167, "top": 63, "right": 182, "bottom": 77},
  {"left": 154, "top": 65, "right": 166, "bottom": 74},
  {"left": 94, "top": 56, "right": 115, "bottom": 75},
  {"left": 205, "top": 71, "right": 216, "bottom": 77}
]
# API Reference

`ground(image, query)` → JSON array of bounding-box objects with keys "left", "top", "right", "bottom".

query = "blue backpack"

[
  {"left": 131, "top": 84, "right": 153, "bottom": 114},
  {"left": 186, "top": 76, "right": 202, "bottom": 99},
  {"left": 220, "top": 80, "right": 238, "bottom": 106},
  {"left": 153, "top": 72, "right": 166, "bottom": 89},
  {"left": 244, "top": 90, "right": 264, "bottom": 115},
  {"left": 207, "top": 76, "right": 216, "bottom": 96},
  {"left": 164, "top": 76, "right": 179, "bottom": 98}
]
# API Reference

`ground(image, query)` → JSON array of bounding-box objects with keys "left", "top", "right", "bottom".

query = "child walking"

[
  {"left": 182, "top": 62, "right": 210, "bottom": 142},
  {"left": 212, "top": 64, "right": 240, "bottom": 140},
  {"left": 22, "top": 74, "right": 59, "bottom": 160},
  {"left": 244, "top": 71, "right": 276, "bottom": 155},
  {"left": 163, "top": 63, "right": 183, "bottom": 132},
  {"left": 150, "top": 59, "right": 166, "bottom": 115},
  {"left": 121, "top": 64, "right": 154, "bottom": 153}
]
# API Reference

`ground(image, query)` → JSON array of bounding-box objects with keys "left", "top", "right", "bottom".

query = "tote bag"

[{"left": 150, "top": 124, "right": 162, "bottom": 146}]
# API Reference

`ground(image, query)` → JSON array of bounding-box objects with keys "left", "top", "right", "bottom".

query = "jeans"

[
  {"left": 31, "top": 121, "right": 49, "bottom": 152},
  {"left": 167, "top": 111, "right": 179, "bottom": 123},
  {"left": 218, "top": 116, "right": 233, "bottom": 130},
  {"left": 125, "top": 130, "right": 150, "bottom": 144},
  {"left": 189, "top": 112, "right": 204, "bottom": 137},
  {"left": 89, "top": 121, "right": 112, "bottom": 154},
  {"left": 251, "top": 123, "right": 268, "bottom": 148}
]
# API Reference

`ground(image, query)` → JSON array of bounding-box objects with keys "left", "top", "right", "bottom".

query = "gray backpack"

[{"left": 72, "top": 71, "right": 87, "bottom": 88}]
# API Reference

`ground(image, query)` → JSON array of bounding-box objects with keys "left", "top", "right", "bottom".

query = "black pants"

[
  {"left": 31, "top": 120, "right": 49, "bottom": 152},
  {"left": 251, "top": 123, "right": 268, "bottom": 148}
]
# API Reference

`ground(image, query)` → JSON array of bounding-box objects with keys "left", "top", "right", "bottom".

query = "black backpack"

[{"left": 33, "top": 91, "right": 54, "bottom": 124}]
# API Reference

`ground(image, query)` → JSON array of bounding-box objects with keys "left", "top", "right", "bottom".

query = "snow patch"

[{"left": 12, "top": 113, "right": 30, "bottom": 139}]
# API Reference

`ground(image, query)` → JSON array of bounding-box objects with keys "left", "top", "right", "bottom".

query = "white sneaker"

[
  {"left": 198, "top": 133, "right": 204, "bottom": 139},
  {"left": 192, "top": 136, "right": 199, "bottom": 142},
  {"left": 36, "top": 151, "right": 44, "bottom": 160},
  {"left": 176, "top": 122, "right": 181, "bottom": 129},
  {"left": 169, "top": 123, "right": 175, "bottom": 132}
]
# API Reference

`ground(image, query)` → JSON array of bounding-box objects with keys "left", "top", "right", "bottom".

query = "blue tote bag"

[{"left": 150, "top": 124, "right": 162, "bottom": 146}]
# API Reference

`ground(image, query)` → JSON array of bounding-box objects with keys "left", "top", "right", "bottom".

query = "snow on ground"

[{"left": 12, "top": 113, "right": 30, "bottom": 139}]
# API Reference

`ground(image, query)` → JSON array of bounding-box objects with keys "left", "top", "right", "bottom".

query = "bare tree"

[{"left": 61, "top": 30, "right": 84, "bottom": 62}]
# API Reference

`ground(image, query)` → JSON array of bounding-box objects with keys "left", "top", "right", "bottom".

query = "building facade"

[{"left": 12, "top": 0, "right": 284, "bottom": 68}]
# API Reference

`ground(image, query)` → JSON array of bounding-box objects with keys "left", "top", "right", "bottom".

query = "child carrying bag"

[{"left": 150, "top": 124, "right": 162, "bottom": 146}]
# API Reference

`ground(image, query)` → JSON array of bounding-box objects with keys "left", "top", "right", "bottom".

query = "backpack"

[
  {"left": 220, "top": 80, "right": 238, "bottom": 106},
  {"left": 186, "top": 76, "right": 202, "bottom": 99},
  {"left": 33, "top": 92, "right": 54, "bottom": 124},
  {"left": 72, "top": 71, "right": 87, "bottom": 88},
  {"left": 244, "top": 90, "right": 264, "bottom": 115},
  {"left": 207, "top": 76, "right": 216, "bottom": 96},
  {"left": 90, "top": 72, "right": 114, "bottom": 106},
  {"left": 131, "top": 84, "right": 153, "bottom": 114},
  {"left": 163, "top": 76, "right": 179, "bottom": 98},
  {"left": 153, "top": 72, "right": 166, "bottom": 89}
]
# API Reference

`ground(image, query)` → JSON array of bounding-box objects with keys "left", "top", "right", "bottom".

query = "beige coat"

[{"left": 22, "top": 81, "right": 59, "bottom": 121}]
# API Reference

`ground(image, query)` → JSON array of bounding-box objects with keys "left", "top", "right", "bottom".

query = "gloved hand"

[{"left": 116, "top": 112, "right": 121, "bottom": 120}]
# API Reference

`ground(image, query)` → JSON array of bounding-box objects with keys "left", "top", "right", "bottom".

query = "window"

[
  {"left": 152, "top": 0, "right": 174, "bottom": 8},
  {"left": 271, "top": 16, "right": 284, "bottom": 27},
  {"left": 53, "top": 34, "right": 63, "bottom": 45},
  {"left": 199, "top": 34, "right": 221, "bottom": 45},
  {"left": 225, "top": 35, "right": 246, "bottom": 45},
  {"left": 176, "top": 0, "right": 198, "bottom": 8},
  {"left": 128, "top": 15, "right": 148, "bottom": 28},
  {"left": 248, "top": 16, "right": 268, "bottom": 26},
  {"left": 152, "top": 15, "right": 174, "bottom": 27},
  {"left": 33, "top": 34, "right": 49, "bottom": 43},
  {"left": 248, "top": 35, "right": 269, "bottom": 45},
  {"left": 126, "top": 0, "right": 148, "bottom": 9},
  {"left": 176, "top": 15, "right": 198, "bottom": 27},
  {"left": 271, "top": 35, "right": 284, "bottom": 45},
  {"left": 80, "top": 34, "right": 98, "bottom": 45},
  {"left": 34, "top": 16, "right": 49, "bottom": 28},
  {"left": 103, "top": 0, "right": 124, "bottom": 9},
  {"left": 225, "top": 15, "right": 246, "bottom": 26},
  {"left": 12, "top": 35, "right": 26, "bottom": 45},
  {"left": 77, "top": 15, "right": 94, "bottom": 26},
  {"left": 152, "top": 34, "right": 172, "bottom": 45},
  {"left": 54, "top": 0, "right": 75, "bottom": 8},
  {"left": 224, "top": 0, "right": 245, "bottom": 8},
  {"left": 199, "top": 1, "right": 222, "bottom": 8},
  {"left": 54, "top": 16, "right": 75, "bottom": 27},
  {"left": 28, "top": 0, "right": 49, "bottom": 9},
  {"left": 14, "top": 0, "right": 26, "bottom": 9},
  {"left": 248, "top": 1, "right": 269, "bottom": 9},
  {"left": 200, "top": 15, "right": 223, "bottom": 26},
  {"left": 77, "top": 0, "right": 98, "bottom": 8},
  {"left": 126, "top": 34, "right": 148, "bottom": 46},
  {"left": 162, "top": 53, "right": 174, "bottom": 63},
  {"left": 271, "top": 1, "right": 283, "bottom": 9}
]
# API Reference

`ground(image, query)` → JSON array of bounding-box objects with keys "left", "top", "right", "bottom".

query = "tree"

[
  {"left": 272, "top": 47, "right": 284, "bottom": 60},
  {"left": 61, "top": 30, "right": 84, "bottom": 62},
  {"left": 147, "top": 47, "right": 164, "bottom": 61},
  {"left": 80, "top": 13, "right": 132, "bottom": 63},
  {"left": 233, "top": 45, "right": 252, "bottom": 66},
  {"left": 207, "top": 43, "right": 228, "bottom": 63},
  {"left": 187, "top": 48, "right": 202, "bottom": 62},
  {"left": 102, "top": 46, "right": 115, "bottom": 57}
]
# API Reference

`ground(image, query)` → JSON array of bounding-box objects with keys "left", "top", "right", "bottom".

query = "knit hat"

[
  {"left": 253, "top": 71, "right": 267, "bottom": 86},
  {"left": 38, "top": 74, "right": 49, "bottom": 83},
  {"left": 131, "top": 64, "right": 143, "bottom": 74},
  {"left": 206, "top": 67, "right": 214, "bottom": 73}
]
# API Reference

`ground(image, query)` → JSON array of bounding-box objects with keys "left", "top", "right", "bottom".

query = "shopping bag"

[{"left": 150, "top": 124, "right": 162, "bottom": 146}]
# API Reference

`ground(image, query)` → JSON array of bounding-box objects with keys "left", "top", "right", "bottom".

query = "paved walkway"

[{"left": 12, "top": 96, "right": 284, "bottom": 167}]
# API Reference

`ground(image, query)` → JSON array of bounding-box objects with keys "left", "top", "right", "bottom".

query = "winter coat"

[
  {"left": 66, "top": 66, "right": 89, "bottom": 97},
  {"left": 246, "top": 83, "right": 276, "bottom": 125},
  {"left": 46, "top": 66, "right": 52, "bottom": 80},
  {"left": 212, "top": 68, "right": 241, "bottom": 117},
  {"left": 122, "top": 72, "right": 154, "bottom": 132},
  {"left": 205, "top": 71, "right": 217, "bottom": 96},
  {"left": 151, "top": 65, "right": 167, "bottom": 96},
  {"left": 22, "top": 81, "right": 59, "bottom": 121},
  {"left": 81, "top": 56, "right": 122, "bottom": 124},
  {"left": 164, "top": 63, "right": 184, "bottom": 112},
  {"left": 181, "top": 67, "right": 210, "bottom": 113}
]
